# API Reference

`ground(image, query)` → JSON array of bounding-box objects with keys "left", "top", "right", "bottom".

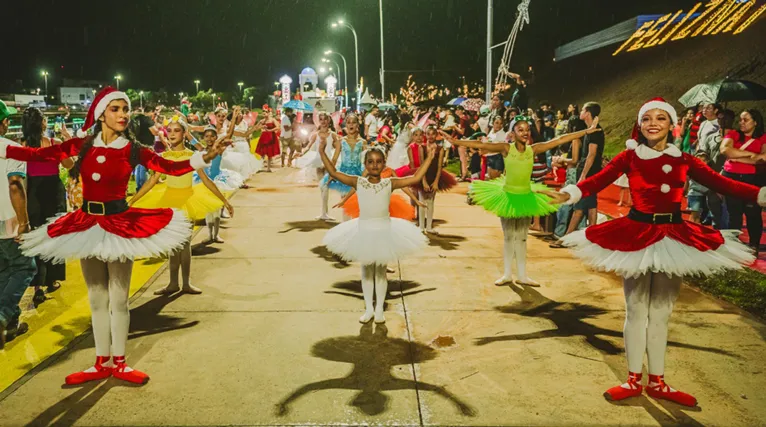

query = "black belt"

[
  {"left": 628, "top": 208, "right": 682, "bottom": 225},
  {"left": 81, "top": 199, "right": 129, "bottom": 216}
]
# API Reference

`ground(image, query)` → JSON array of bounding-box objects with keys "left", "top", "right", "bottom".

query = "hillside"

[{"left": 531, "top": 17, "right": 766, "bottom": 156}]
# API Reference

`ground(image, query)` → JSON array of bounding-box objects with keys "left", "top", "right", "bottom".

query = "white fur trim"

[
  {"left": 96, "top": 155, "right": 106, "bottom": 163},
  {"left": 94, "top": 91, "right": 130, "bottom": 125},
  {"left": 625, "top": 139, "right": 638, "bottom": 150},
  {"left": 660, "top": 184, "right": 670, "bottom": 193},
  {"left": 758, "top": 187, "right": 766, "bottom": 207},
  {"left": 92, "top": 133, "right": 130, "bottom": 149},
  {"left": 560, "top": 230, "right": 754, "bottom": 278},
  {"left": 19, "top": 210, "right": 191, "bottom": 263},
  {"left": 662, "top": 164, "right": 672, "bottom": 173},
  {"left": 638, "top": 100, "right": 678, "bottom": 125},
  {"left": 190, "top": 151, "right": 210, "bottom": 170},
  {"left": 0, "top": 140, "right": 7, "bottom": 158},
  {"left": 560, "top": 184, "right": 582, "bottom": 205},
  {"left": 76, "top": 129, "right": 88, "bottom": 138},
  {"left": 634, "top": 143, "right": 682, "bottom": 160}
]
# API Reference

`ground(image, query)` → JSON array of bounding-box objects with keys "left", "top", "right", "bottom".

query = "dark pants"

[
  {"left": 0, "top": 239, "right": 37, "bottom": 327},
  {"left": 706, "top": 192, "right": 726, "bottom": 229},
  {"left": 27, "top": 175, "right": 67, "bottom": 287},
  {"left": 722, "top": 171, "right": 763, "bottom": 249}
]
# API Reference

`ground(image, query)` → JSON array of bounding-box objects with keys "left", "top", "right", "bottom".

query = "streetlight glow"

[
  {"left": 331, "top": 23, "right": 338, "bottom": 28},
  {"left": 337, "top": 19, "right": 344, "bottom": 24},
  {"left": 324, "top": 50, "right": 332, "bottom": 54},
  {"left": 114, "top": 74, "right": 122, "bottom": 90},
  {"left": 194, "top": 79, "right": 200, "bottom": 93},
  {"left": 40, "top": 70, "right": 49, "bottom": 98}
]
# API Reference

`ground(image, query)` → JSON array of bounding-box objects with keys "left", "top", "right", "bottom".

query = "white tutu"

[
  {"left": 193, "top": 168, "right": 244, "bottom": 191},
  {"left": 386, "top": 142, "right": 409, "bottom": 170},
  {"left": 561, "top": 229, "right": 755, "bottom": 278},
  {"left": 296, "top": 151, "right": 323, "bottom": 169},
  {"left": 613, "top": 174, "right": 629, "bottom": 188},
  {"left": 222, "top": 149, "right": 261, "bottom": 177},
  {"left": 323, "top": 217, "right": 426, "bottom": 264},
  {"left": 21, "top": 210, "right": 192, "bottom": 264}
]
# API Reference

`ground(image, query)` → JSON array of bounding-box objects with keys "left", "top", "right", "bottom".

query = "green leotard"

[{"left": 469, "top": 144, "right": 559, "bottom": 218}]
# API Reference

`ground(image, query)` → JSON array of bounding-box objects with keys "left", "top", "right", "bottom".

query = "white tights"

[
  {"left": 623, "top": 272, "right": 681, "bottom": 375},
  {"left": 320, "top": 182, "right": 330, "bottom": 218},
  {"left": 499, "top": 217, "right": 533, "bottom": 283},
  {"left": 418, "top": 191, "right": 436, "bottom": 231},
  {"left": 169, "top": 239, "right": 192, "bottom": 288},
  {"left": 205, "top": 212, "right": 221, "bottom": 241},
  {"left": 360, "top": 264, "right": 388, "bottom": 323},
  {"left": 80, "top": 258, "right": 133, "bottom": 357}
]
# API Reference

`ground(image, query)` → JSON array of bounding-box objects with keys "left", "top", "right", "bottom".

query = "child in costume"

[
  {"left": 541, "top": 98, "right": 766, "bottom": 407},
  {"left": 334, "top": 166, "right": 424, "bottom": 220},
  {"left": 442, "top": 118, "right": 598, "bottom": 286},
  {"left": 296, "top": 112, "right": 342, "bottom": 221},
  {"left": 319, "top": 140, "right": 435, "bottom": 324},
  {"left": 319, "top": 114, "right": 366, "bottom": 218},
  {"left": 255, "top": 109, "right": 281, "bottom": 172},
  {"left": 0, "top": 87, "right": 224, "bottom": 385},
  {"left": 221, "top": 111, "right": 262, "bottom": 180},
  {"left": 131, "top": 114, "right": 234, "bottom": 295},
  {"left": 404, "top": 125, "right": 457, "bottom": 234}
]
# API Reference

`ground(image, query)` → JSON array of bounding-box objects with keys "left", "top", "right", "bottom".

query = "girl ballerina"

[
  {"left": 541, "top": 98, "right": 766, "bottom": 407},
  {"left": 296, "top": 112, "right": 342, "bottom": 221},
  {"left": 130, "top": 115, "right": 234, "bottom": 295},
  {"left": 405, "top": 125, "right": 457, "bottom": 234},
  {"left": 222, "top": 109, "right": 262, "bottom": 181},
  {"left": 319, "top": 139, "right": 435, "bottom": 324},
  {"left": 255, "top": 109, "right": 281, "bottom": 172},
  {"left": 0, "top": 87, "right": 224, "bottom": 385},
  {"left": 334, "top": 165, "right": 425, "bottom": 220},
  {"left": 441, "top": 118, "right": 599, "bottom": 286},
  {"left": 319, "top": 114, "right": 366, "bottom": 218},
  {"left": 386, "top": 113, "right": 413, "bottom": 171}
]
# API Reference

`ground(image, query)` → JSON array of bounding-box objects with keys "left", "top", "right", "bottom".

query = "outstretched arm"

[
  {"left": 531, "top": 126, "right": 599, "bottom": 155},
  {"left": 334, "top": 188, "right": 356, "bottom": 208},
  {"left": 540, "top": 150, "right": 631, "bottom": 205},
  {"left": 1, "top": 138, "right": 83, "bottom": 162},
  {"left": 392, "top": 144, "right": 436, "bottom": 190},
  {"left": 687, "top": 154, "right": 764, "bottom": 205},
  {"left": 319, "top": 136, "right": 357, "bottom": 188},
  {"left": 129, "top": 172, "right": 161, "bottom": 205},
  {"left": 329, "top": 134, "right": 342, "bottom": 166},
  {"left": 439, "top": 131, "right": 507, "bottom": 154}
]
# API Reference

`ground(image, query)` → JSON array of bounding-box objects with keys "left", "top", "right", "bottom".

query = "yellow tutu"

[{"left": 133, "top": 184, "right": 224, "bottom": 221}]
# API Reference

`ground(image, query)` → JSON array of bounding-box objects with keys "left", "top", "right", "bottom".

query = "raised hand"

[
  {"left": 224, "top": 202, "right": 234, "bottom": 218},
  {"left": 536, "top": 189, "right": 571, "bottom": 205}
]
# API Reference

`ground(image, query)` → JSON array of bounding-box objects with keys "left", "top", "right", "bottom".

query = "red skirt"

[
  {"left": 256, "top": 131, "right": 281, "bottom": 158},
  {"left": 404, "top": 170, "right": 458, "bottom": 193}
]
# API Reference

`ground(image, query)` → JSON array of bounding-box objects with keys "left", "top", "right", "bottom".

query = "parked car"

[{"left": 28, "top": 100, "right": 47, "bottom": 109}]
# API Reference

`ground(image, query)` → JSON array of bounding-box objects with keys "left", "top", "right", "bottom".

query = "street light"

[
  {"left": 238, "top": 82, "right": 244, "bottom": 93},
  {"left": 325, "top": 49, "right": 349, "bottom": 110},
  {"left": 331, "top": 19, "right": 360, "bottom": 111},
  {"left": 114, "top": 75, "right": 122, "bottom": 90},
  {"left": 319, "top": 67, "right": 327, "bottom": 73},
  {"left": 41, "top": 70, "right": 49, "bottom": 98},
  {"left": 139, "top": 91, "right": 144, "bottom": 109},
  {"left": 194, "top": 79, "right": 200, "bottom": 93},
  {"left": 249, "top": 96, "right": 253, "bottom": 109}
]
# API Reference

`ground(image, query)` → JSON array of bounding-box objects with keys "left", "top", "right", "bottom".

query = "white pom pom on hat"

[{"left": 626, "top": 139, "right": 638, "bottom": 150}]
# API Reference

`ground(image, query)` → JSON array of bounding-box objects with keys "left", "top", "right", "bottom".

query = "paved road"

[{"left": 1, "top": 167, "right": 765, "bottom": 426}]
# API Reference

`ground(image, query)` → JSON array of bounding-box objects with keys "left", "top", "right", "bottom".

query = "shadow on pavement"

[
  {"left": 279, "top": 220, "right": 337, "bottom": 234},
  {"left": 310, "top": 246, "right": 351, "bottom": 269},
  {"left": 325, "top": 280, "right": 437, "bottom": 311},
  {"left": 275, "top": 323, "right": 475, "bottom": 417},
  {"left": 426, "top": 233, "right": 467, "bottom": 251}
]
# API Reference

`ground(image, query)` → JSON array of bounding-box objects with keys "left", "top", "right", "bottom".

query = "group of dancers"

[{"left": 3, "top": 87, "right": 765, "bottom": 409}]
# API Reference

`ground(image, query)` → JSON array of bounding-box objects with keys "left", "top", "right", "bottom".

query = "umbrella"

[
  {"left": 448, "top": 97, "right": 466, "bottom": 106},
  {"left": 378, "top": 103, "right": 397, "bottom": 111},
  {"left": 460, "top": 98, "right": 485, "bottom": 112},
  {"left": 679, "top": 78, "right": 766, "bottom": 107},
  {"left": 282, "top": 100, "right": 313, "bottom": 111}
]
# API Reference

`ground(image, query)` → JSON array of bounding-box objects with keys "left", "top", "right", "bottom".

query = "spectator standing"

[
  {"left": 488, "top": 95, "right": 506, "bottom": 126},
  {"left": 695, "top": 103, "right": 722, "bottom": 157},
  {"left": 485, "top": 116, "right": 507, "bottom": 180},
  {"left": 0, "top": 100, "right": 35, "bottom": 348},
  {"left": 364, "top": 106, "right": 381, "bottom": 144},
  {"left": 565, "top": 102, "right": 604, "bottom": 235},
  {"left": 720, "top": 109, "right": 766, "bottom": 253}
]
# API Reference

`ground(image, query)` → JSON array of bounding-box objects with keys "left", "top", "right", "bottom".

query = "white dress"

[
  {"left": 221, "top": 121, "right": 262, "bottom": 177},
  {"left": 296, "top": 133, "right": 335, "bottom": 169},
  {"left": 322, "top": 177, "right": 427, "bottom": 264},
  {"left": 386, "top": 127, "right": 411, "bottom": 171}
]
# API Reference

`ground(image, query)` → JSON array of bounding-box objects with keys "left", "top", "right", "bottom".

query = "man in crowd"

[
  {"left": 489, "top": 95, "right": 506, "bottom": 125},
  {"left": 565, "top": 102, "right": 604, "bottom": 235},
  {"left": 0, "top": 100, "right": 36, "bottom": 348},
  {"left": 695, "top": 102, "right": 722, "bottom": 158},
  {"left": 280, "top": 107, "right": 297, "bottom": 167},
  {"left": 365, "top": 106, "right": 381, "bottom": 144}
]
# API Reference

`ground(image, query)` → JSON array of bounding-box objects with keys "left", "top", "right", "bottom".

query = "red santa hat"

[
  {"left": 77, "top": 86, "right": 131, "bottom": 138},
  {"left": 626, "top": 97, "right": 678, "bottom": 150}
]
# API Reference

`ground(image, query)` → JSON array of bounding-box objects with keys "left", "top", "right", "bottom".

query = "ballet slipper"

[
  {"left": 515, "top": 277, "right": 541, "bottom": 287},
  {"left": 154, "top": 285, "right": 180, "bottom": 296},
  {"left": 64, "top": 356, "right": 112, "bottom": 385},
  {"left": 359, "top": 311, "right": 374, "bottom": 324},
  {"left": 494, "top": 276, "right": 514, "bottom": 286},
  {"left": 646, "top": 374, "right": 697, "bottom": 407},
  {"left": 112, "top": 356, "right": 149, "bottom": 385},
  {"left": 604, "top": 372, "right": 643, "bottom": 402},
  {"left": 182, "top": 284, "right": 203, "bottom": 295}
]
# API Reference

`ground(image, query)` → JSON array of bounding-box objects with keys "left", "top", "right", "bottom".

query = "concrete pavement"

[{"left": 1, "top": 167, "right": 765, "bottom": 426}]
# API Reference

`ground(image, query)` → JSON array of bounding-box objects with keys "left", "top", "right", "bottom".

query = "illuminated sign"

[{"left": 613, "top": 0, "right": 766, "bottom": 55}]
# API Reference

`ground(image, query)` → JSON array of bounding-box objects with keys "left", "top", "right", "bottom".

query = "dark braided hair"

[
  {"left": 21, "top": 107, "right": 45, "bottom": 148},
  {"left": 69, "top": 121, "right": 142, "bottom": 182}
]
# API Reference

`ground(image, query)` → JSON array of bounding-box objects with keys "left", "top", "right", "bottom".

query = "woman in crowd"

[{"left": 255, "top": 109, "right": 281, "bottom": 172}]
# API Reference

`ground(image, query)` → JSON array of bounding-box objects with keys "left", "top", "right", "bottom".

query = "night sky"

[{"left": 4, "top": 0, "right": 700, "bottom": 97}]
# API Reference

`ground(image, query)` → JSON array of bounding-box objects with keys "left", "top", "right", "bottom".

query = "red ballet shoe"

[
  {"left": 111, "top": 356, "right": 150, "bottom": 385},
  {"left": 604, "top": 372, "right": 643, "bottom": 401},
  {"left": 64, "top": 356, "right": 113, "bottom": 385},
  {"left": 646, "top": 374, "right": 697, "bottom": 407}
]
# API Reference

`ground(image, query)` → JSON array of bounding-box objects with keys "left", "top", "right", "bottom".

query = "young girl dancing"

[
  {"left": 296, "top": 112, "right": 342, "bottom": 220},
  {"left": 405, "top": 125, "right": 457, "bottom": 234},
  {"left": 0, "top": 87, "right": 224, "bottom": 385},
  {"left": 334, "top": 165, "right": 424, "bottom": 220},
  {"left": 542, "top": 98, "right": 766, "bottom": 407},
  {"left": 319, "top": 114, "right": 366, "bottom": 219},
  {"left": 319, "top": 140, "right": 435, "bottom": 324},
  {"left": 130, "top": 115, "right": 234, "bottom": 295},
  {"left": 441, "top": 118, "right": 598, "bottom": 286}
]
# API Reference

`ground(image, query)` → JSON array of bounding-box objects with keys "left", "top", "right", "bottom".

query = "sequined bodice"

[
  {"left": 339, "top": 139, "right": 363, "bottom": 175},
  {"left": 162, "top": 149, "right": 194, "bottom": 188}
]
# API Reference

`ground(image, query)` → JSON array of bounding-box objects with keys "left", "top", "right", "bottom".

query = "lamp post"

[
  {"left": 139, "top": 91, "right": 144, "bottom": 109},
  {"left": 114, "top": 75, "right": 122, "bottom": 90},
  {"left": 378, "top": 0, "right": 385, "bottom": 101},
  {"left": 331, "top": 19, "right": 359, "bottom": 111},
  {"left": 325, "top": 50, "right": 349, "bottom": 110},
  {"left": 41, "top": 70, "right": 49, "bottom": 98},
  {"left": 323, "top": 58, "right": 342, "bottom": 108},
  {"left": 249, "top": 96, "right": 253, "bottom": 109},
  {"left": 194, "top": 79, "right": 200, "bottom": 93},
  {"left": 238, "top": 82, "right": 244, "bottom": 93}
]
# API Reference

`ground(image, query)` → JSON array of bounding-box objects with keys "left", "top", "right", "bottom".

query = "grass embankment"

[{"left": 688, "top": 269, "right": 766, "bottom": 320}]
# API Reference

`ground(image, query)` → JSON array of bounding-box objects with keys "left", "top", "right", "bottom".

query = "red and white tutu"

[{"left": 21, "top": 208, "right": 191, "bottom": 264}]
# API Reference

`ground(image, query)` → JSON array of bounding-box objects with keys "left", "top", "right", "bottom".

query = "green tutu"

[{"left": 470, "top": 178, "right": 558, "bottom": 218}]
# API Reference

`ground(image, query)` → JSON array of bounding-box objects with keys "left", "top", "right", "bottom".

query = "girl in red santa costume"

[
  {"left": 542, "top": 98, "right": 766, "bottom": 407},
  {"left": 0, "top": 87, "right": 224, "bottom": 385}
]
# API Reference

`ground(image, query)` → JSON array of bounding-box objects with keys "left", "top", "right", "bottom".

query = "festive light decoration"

[
  {"left": 279, "top": 75, "right": 292, "bottom": 104},
  {"left": 324, "top": 75, "right": 337, "bottom": 97},
  {"left": 613, "top": 0, "right": 763, "bottom": 56}
]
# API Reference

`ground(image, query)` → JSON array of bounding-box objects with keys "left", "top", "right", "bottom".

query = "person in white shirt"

[
  {"left": 0, "top": 100, "right": 36, "bottom": 348},
  {"left": 364, "top": 106, "right": 381, "bottom": 143},
  {"left": 281, "top": 108, "right": 300, "bottom": 167},
  {"left": 695, "top": 102, "right": 722, "bottom": 161},
  {"left": 484, "top": 116, "right": 507, "bottom": 179}
]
